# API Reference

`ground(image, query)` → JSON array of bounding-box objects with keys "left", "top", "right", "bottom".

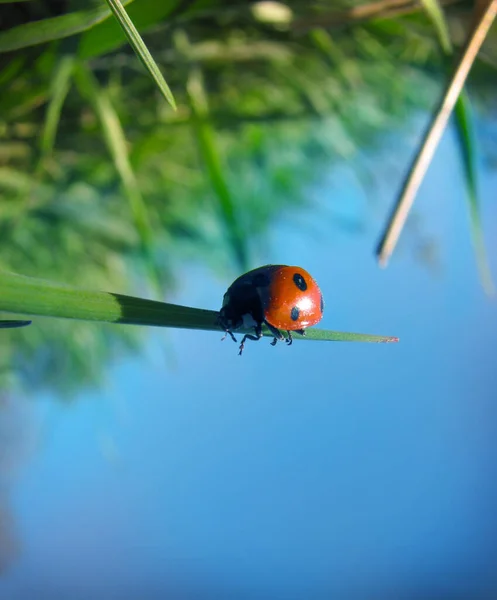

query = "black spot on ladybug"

[
  {"left": 290, "top": 306, "right": 300, "bottom": 321},
  {"left": 320, "top": 295, "right": 324, "bottom": 314},
  {"left": 293, "top": 273, "right": 307, "bottom": 291},
  {"left": 252, "top": 272, "right": 271, "bottom": 287}
]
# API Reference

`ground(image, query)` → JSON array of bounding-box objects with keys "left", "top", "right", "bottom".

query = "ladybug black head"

[{"left": 218, "top": 293, "right": 242, "bottom": 332}]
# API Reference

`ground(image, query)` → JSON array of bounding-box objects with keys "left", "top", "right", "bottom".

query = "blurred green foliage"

[{"left": 0, "top": 0, "right": 495, "bottom": 396}]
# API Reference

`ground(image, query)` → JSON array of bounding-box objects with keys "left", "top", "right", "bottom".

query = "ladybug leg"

[
  {"left": 285, "top": 331, "right": 293, "bottom": 346},
  {"left": 264, "top": 322, "right": 285, "bottom": 348},
  {"left": 238, "top": 324, "right": 263, "bottom": 356},
  {"left": 221, "top": 330, "right": 237, "bottom": 343},
  {"left": 295, "top": 329, "right": 306, "bottom": 336}
]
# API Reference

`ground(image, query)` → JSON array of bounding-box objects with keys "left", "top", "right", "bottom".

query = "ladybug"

[{"left": 218, "top": 265, "right": 324, "bottom": 355}]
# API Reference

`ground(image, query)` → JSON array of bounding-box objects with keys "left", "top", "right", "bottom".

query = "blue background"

[{"left": 1, "top": 130, "right": 497, "bottom": 599}]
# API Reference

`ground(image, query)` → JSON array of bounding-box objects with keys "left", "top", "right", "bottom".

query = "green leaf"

[
  {"left": 0, "top": 1, "right": 134, "bottom": 53},
  {"left": 0, "top": 271, "right": 399, "bottom": 343},
  {"left": 102, "top": 0, "right": 176, "bottom": 110}
]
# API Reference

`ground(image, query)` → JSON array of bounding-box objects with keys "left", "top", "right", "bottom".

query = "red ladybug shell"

[
  {"left": 219, "top": 264, "right": 324, "bottom": 337},
  {"left": 256, "top": 265, "right": 323, "bottom": 330}
]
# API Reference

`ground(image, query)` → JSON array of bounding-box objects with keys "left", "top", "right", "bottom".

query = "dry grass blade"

[
  {"left": 376, "top": 0, "right": 497, "bottom": 267},
  {"left": 419, "top": 0, "right": 495, "bottom": 294},
  {"left": 292, "top": 0, "right": 462, "bottom": 33}
]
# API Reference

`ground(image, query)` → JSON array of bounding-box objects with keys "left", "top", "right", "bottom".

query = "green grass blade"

[
  {"left": 73, "top": 63, "right": 153, "bottom": 249},
  {"left": 295, "top": 329, "right": 399, "bottom": 343},
  {"left": 0, "top": 1, "right": 134, "bottom": 53},
  {"left": 186, "top": 67, "right": 248, "bottom": 270},
  {"left": 79, "top": 0, "right": 181, "bottom": 60},
  {"left": 420, "top": 0, "right": 453, "bottom": 53},
  {"left": 73, "top": 63, "right": 163, "bottom": 292},
  {"left": 454, "top": 94, "right": 495, "bottom": 293},
  {"left": 0, "top": 56, "right": 25, "bottom": 86},
  {"left": 103, "top": 0, "right": 176, "bottom": 109},
  {"left": 0, "top": 320, "right": 32, "bottom": 329},
  {"left": 39, "top": 55, "right": 75, "bottom": 162},
  {"left": 0, "top": 271, "right": 399, "bottom": 343}
]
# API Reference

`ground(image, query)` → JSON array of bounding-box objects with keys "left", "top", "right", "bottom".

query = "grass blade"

[
  {"left": 295, "top": 329, "right": 399, "bottom": 343},
  {"left": 376, "top": 0, "right": 497, "bottom": 279},
  {"left": 73, "top": 64, "right": 152, "bottom": 249},
  {"left": 0, "top": 1, "right": 134, "bottom": 53},
  {"left": 186, "top": 66, "right": 248, "bottom": 270},
  {"left": 73, "top": 63, "right": 163, "bottom": 291},
  {"left": 453, "top": 95, "right": 495, "bottom": 293},
  {"left": 0, "top": 271, "right": 399, "bottom": 343},
  {"left": 420, "top": 0, "right": 452, "bottom": 52},
  {"left": 420, "top": 0, "right": 495, "bottom": 293},
  {"left": 103, "top": 0, "right": 176, "bottom": 109},
  {"left": 0, "top": 56, "right": 25, "bottom": 86},
  {"left": 39, "top": 55, "right": 75, "bottom": 163},
  {"left": 79, "top": 0, "right": 182, "bottom": 59}
]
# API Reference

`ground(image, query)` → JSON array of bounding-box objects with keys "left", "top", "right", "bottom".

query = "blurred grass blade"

[
  {"left": 186, "top": 66, "right": 248, "bottom": 270},
  {"left": 73, "top": 63, "right": 162, "bottom": 291},
  {"left": 103, "top": 0, "right": 176, "bottom": 109},
  {"left": 420, "top": 0, "right": 452, "bottom": 52},
  {"left": 0, "top": 320, "right": 31, "bottom": 329},
  {"left": 0, "top": 56, "right": 25, "bottom": 86},
  {"left": 420, "top": 0, "right": 494, "bottom": 293},
  {"left": 39, "top": 55, "right": 75, "bottom": 163},
  {"left": 0, "top": 1, "right": 134, "bottom": 53},
  {"left": 0, "top": 271, "right": 399, "bottom": 343},
  {"left": 0, "top": 167, "right": 38, "bottom": 193},
  {"left": 73, "top": 63, "right": 152, "bottom": 248},
  {"left": 376, "top": 0, "right": 497, "bottom": 282},
  {"left": 454, "top": 97, "right": 495, "bottom": 293}
]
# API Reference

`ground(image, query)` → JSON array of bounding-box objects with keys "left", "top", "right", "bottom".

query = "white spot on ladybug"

[{"left": 296, "top": 296, "right": 313, "bottom": 312}]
